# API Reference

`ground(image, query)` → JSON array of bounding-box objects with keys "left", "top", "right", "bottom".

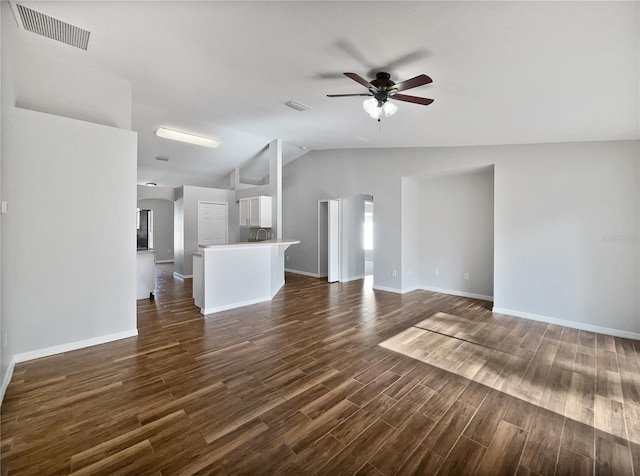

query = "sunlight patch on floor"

[{"left": 379, "top": 312, "right": 635, "bottom": 445}]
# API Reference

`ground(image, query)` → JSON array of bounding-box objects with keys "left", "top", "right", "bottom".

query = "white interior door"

[
  {"left": 328, "top": 199, "right": 340, "bottom": 283},
  {"left": 198, "top": 201, "right": 228, "bottom": 246}
]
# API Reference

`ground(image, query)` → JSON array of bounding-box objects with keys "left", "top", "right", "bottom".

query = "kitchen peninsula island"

[{"left": 192, "top": 239, "right": 300, "bottom": 315}]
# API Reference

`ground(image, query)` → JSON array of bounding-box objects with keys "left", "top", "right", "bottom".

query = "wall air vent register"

[{"left": 15, "top": 3, "right": 90, "bottom": 50}]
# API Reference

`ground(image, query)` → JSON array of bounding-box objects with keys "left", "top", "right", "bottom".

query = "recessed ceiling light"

[
  {"left": 145, "top": 182, "right": 157, "bottom": 186},
  {"left": 155, "top": 127, "right": 220, "bottom": 148}
]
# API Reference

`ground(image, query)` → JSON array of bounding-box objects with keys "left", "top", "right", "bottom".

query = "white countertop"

[{"left": 198, "top": 239, "right": 300, "bottom": 249}]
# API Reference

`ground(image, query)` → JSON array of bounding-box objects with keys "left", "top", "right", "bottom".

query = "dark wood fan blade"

[
  {"left": 392, "top": 94, "right": 434, "bottom": 105},
  {"left": 344, "top": 72, "right": 375, "bottom": 90},
  {"left": 394, "top": 74, "right": 433, "bottom": 92},
  {"left": 327, "top": 93, "right": 371, "bottom": 97}
]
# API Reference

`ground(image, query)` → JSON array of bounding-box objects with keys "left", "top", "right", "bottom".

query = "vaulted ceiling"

[{"left": 6, "top": 1, "right": 639, "bottom": 187}]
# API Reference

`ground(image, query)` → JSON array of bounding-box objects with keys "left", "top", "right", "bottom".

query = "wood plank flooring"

[{"left": 2, "top": 264, "right": 640, "bottom": 475}]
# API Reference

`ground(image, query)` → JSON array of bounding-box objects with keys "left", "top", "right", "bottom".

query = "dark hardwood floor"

[{"left": 2, "top": 263, "right": 639, "bottom": 475}]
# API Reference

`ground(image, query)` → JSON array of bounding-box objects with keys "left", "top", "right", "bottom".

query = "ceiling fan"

[{"left": 327, "top": 72, "right": 434, "bottom": 120}]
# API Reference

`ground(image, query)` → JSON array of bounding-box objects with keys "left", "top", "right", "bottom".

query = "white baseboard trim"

[
  {"left": 202, "top": 296, "right": 272, "bottom": 315},
  {"left": 173, "top": 272, "right": 193, "bottom": 280},
  {"left": 401, "top": 285, "right": 421, "bottom": 294},
  {"left": 155, "top": 259, "right": 174, "bottom": 264},
  {"left": 373, "top": 285, "right": 424, "bottom": 294},
  {"left": 372, "top": 285, "right": 404, "bottom": 294},
  {"left": 1, "top": 359, "right": 16, "bottom": 404},
  {"left": 421, "top": 286, "right": 494, "bottom": 302},
  {"left": 492, "top": 307, "right": 640, "bottom": 340},
  {"left": 340, "top": 275, "right": 365, "bottom": 283},
  {"left": 271, "top": 281, "right": 285, "bottom": 298},
  {"left": 13, "top": 329, "right": 139, "bottom": 364},
  {"left": 285, "top": 268, "right": 320, "bottom": 278}
]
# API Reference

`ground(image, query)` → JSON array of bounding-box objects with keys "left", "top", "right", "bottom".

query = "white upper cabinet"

[
  {"left": 239, "top": 195, "right": 272, "bottom": 227},
  {"left": 239, "top": 199, "right": 250, "bottom": 226}
]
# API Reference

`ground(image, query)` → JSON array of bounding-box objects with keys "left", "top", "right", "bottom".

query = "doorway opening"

[
  {"left": 137, "top": 208, "right": 153, "bottom": 250},
  {"left": 318, "top": 194, "right": 373, "bottom": 284},
  {"left": 364, "top": 201, "right": 374, "bottom": 276},
  {"left": 137, "top": 198, "right": 175, "bottom": 263}
]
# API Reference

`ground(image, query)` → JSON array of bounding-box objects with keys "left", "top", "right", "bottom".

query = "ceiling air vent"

[{"left": 15, "top": 3, "right": 90, "bottom": 50}]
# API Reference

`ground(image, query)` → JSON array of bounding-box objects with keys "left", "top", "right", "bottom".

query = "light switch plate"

[{"left": 1, "top": 201, "right": 7, "bottom": 214}]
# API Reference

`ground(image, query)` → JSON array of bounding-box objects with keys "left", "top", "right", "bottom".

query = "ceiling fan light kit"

[
  {"left": 363, "top": 97, "right": 398, "bottom": 119},
  {"left": 328, "top": 71, "right": 434, "bottom": 120}
]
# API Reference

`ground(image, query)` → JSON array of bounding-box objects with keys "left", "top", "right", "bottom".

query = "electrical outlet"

[
  {"left": 392, "top": 269, "right": 397, "bottom": 277},
  {"left": 435, "top": 269, "right": 439, "bottom": 277},
  {"left": 464, "top": 272, "right": 469, "bottom": 280}
]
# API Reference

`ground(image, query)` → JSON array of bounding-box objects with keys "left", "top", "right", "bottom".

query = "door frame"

[{"left": 318, "top": 198, "right": 341, "bottom": 283}]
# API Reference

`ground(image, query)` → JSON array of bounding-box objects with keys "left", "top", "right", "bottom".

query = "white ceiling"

[{"left": 8, "top": 1, "right": 640, "bottom": 187}]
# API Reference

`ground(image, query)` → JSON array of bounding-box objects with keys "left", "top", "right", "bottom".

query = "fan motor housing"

[
  {"left": 370, "top": 72, "right": 396, "bottom": 91},
  {"left": 370, "top": 72, "right": 397, "bottom": 105}
]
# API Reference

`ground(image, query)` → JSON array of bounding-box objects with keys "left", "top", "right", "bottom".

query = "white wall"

[
  {"left": 174, "top": 185, "right": 236, "bottom": 277},
  {"left": 3, "top": 107, "right": 138, "bottom": 356},
  {"left": 401, "top": 177, "right": 420, "bottom": 291},
  {"left": 283, "top": 140, "right": 640, "bottom": 335},
  {"left": 0, "top": 2, "right": 9, "bottom": 399},
  {"left": 137, "top": 185, "right": 176, "bottom": 201},
  {"left": 138, "top": 198, "right": 174, "bottom": 261},
  {"left": 4, "top": 28, "right": 131, "bottom": 130},
  {"left": 417, "top": 167, "right": 494, "bottom": 299},
  {"left": 493, "top": 146, "right": 639, "bottom": 332},
  {"left": 1, "top": 3, "right": 136, "bottom": 396}
]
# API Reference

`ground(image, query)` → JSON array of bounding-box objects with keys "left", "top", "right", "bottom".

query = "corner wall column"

[{"left": 269, "top": 139, "right": 283, "bottom": 239}]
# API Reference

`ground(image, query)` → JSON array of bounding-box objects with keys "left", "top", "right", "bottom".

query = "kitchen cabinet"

[
  {"left": 239, "top": 199, "right": 250, "bottom": 226},
  {"left": 239, "top": 195, "right": 272, "bottom": 227}
]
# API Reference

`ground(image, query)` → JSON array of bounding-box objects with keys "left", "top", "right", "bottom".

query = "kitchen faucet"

[{"left": 256, "top": 228, "right": 268, "bottom": 241}]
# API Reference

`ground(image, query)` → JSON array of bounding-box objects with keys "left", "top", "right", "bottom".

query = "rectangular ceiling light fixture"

[
  {"left": 155, "top": 128, "right": 220, "bottom": 148},
  {"left": 285, "top": 100, "right": 312, "bottom": 112}
]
